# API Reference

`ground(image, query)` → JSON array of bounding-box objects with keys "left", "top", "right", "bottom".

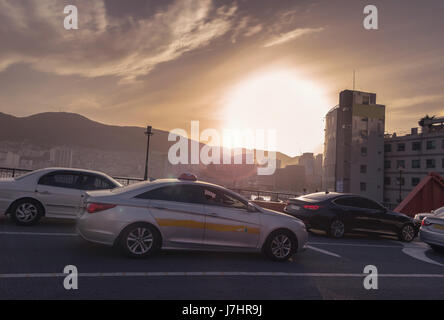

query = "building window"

[
  {"left": 384, "top": 160, "right": 391, "bottom": 169},
  {"left": 396, "top": 160, "right": 405, "bottom": 169},
  {"left": 384, "top": 177, "right": 391, "bottom": 185},
  {"left": 363, "top": 95, "right": 370, "bottom": 105},
  {"left": 384, "top": 144, "right": 392, "bottom": 152},
  {"left": 412, "top": 141, "right": 421, "bottom": 151},
  {"left": 361, "top": 147, "right": 367, "bottom": 156},
  {"left": 412, "top": 159, "right": 421, "bottom": 169},
  {"left": 426, "top": 159, "right": 436, "bottom": 169},
  {"left": 426, "top": 140, "right": 436, "bottom": 150},
  {"left": 360, "top": 165, "right": 367, "bottom": 173},
  {"left": 360, "top": 130, "right": 368, "bottom": 138},
  {"left": 397, "top": 143, "right": 405, "bottom": 152},
  {"left": 360, "top": 182, "right": 366, "bottom": 191},
  {"left": 411, "top": 177, "right": 420, "bottom": 187},
  {"left": 396, "top": 177, "right": 405, "bottom": 186}
]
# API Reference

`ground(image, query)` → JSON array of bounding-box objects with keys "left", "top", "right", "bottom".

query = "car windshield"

[{"left": 435, "top": 207, "right": 444, "bottom": 216}]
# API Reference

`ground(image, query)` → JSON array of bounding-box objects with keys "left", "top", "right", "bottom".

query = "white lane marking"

[
  {"left": 0, "top": 231, "right": 77, "bottom": 237},
  {"left": 401, "top": 242, "right": 444, "bottom": 267},
  {"left": 306, "top": 245, "right": 341, "bottom": 258},
  {"left": 1, "top": 271, "right": 444, "bottom": 279},
  {"left": 308, "top": 242, "right": 401, "bottom": 248}
]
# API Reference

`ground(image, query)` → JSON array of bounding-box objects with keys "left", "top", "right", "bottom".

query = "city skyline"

[{"left": 1, "top": 0, "right": 444, "bottom": 156}]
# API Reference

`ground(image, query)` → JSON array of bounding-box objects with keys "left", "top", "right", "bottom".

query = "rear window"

[{"left": 299, "top": 193, "right": 337, "bottom": 202}]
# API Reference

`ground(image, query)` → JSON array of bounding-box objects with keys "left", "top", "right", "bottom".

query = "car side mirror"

[{"left": 247, "top": 203, "right": 257, "bottom": 212}]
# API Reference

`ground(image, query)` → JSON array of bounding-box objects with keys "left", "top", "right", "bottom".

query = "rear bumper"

[
  {"left": 420, "top": 228, "right": 444, "bottom": 247},
  {"left": 76, "top": 212, "right": 123, "bottom": 246}
]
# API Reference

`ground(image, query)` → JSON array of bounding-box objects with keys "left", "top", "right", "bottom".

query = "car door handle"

[
  {"left": 36, "top": 190, "right": 51, "bottom": 195},
  {"left": 208, "top": 212, "right": 218, "bottom": 216},
  {"left": 152, "top": 206, "right": 167, "bottom": 210}
]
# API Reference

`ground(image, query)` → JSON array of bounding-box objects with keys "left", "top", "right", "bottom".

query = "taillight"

[
  {"left": 422, "top": 219, "right": 432, "bottom": 227},
  {"left": 303, "top": 205, "right": 321, "bottom": 211},
  {"left": 86, "top": 203, "right": 116, "bottom": 214}
]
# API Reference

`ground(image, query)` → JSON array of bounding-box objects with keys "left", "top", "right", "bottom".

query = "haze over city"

[{"left": 1, "top": 0, "right": 443, "bottom": 156}]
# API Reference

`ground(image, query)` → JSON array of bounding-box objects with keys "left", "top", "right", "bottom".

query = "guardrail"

[{"left": 0, "top": 167, "right": 299, "bottom": 200}]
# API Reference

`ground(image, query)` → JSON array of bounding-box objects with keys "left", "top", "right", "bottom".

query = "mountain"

[
  {"left": 0, "top": 112, "right": 297, "bottom": 163},
  {"left": 0, "top": 112, "right": 169, "bottom": 153}
]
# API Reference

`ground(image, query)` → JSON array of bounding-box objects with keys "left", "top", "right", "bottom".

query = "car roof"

[
  {"left": 295, "top": 192, "right": 366, "bottom": 202},
  {"left": 112, "top": 178, "right": 248, "bottom": 201}
]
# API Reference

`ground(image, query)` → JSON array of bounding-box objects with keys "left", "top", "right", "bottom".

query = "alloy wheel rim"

[
  {"left": 126, "top": 227, "right": 153, "bottom": 255},
  {"left": 16, "top": 203, "right": 38, "bottom": 222},
  {"left": 331, "top": 220, "right": 345, "bottom": 237},
  {"left": 271, "top": 234, "right": 291, "bottom": 258},
  {"left": 402, "top": 225, "right": 414, "bottom": 241}
]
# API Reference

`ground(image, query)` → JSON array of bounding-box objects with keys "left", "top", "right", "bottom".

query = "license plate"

[
  {"left": 433, "top": 224, "right": 444, "bottom": 231},
  {"left": 289, "top": 205, "right": 301, "bottom": 211}
]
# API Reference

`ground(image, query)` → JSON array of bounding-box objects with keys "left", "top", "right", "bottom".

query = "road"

[{"left": 1, "top": 215, "right": 444, "bottom": 300}]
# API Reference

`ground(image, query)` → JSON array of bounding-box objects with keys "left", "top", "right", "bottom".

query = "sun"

[{"left": 221, "top": 69, "right": 330, "bottom": 156}]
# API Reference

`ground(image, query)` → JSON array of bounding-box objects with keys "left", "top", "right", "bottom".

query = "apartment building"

[{"left": 383, "top": 116, "right": 444, "bottom": 208}]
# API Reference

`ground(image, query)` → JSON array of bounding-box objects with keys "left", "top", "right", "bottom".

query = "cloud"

[
  {"left": 389, "top": 94, "right": 444, "bottom": 110},
  {"left": 263, "top": 27, "right": 323, "bottom": 48},
  {"left": 0, "top": 0, "right": 237, "bottom": 82}
]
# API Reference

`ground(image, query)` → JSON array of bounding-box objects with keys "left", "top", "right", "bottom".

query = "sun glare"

[{"left": 222, "top": 69, "right": 330, "bottom": 156}]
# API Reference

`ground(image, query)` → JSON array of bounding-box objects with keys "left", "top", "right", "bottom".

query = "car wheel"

[
  {"left": 119, "top": 223, "right": 161, "bottom": 258},
  {"left": 399, "top": 224, "right": 415, "bottom": 242},
  {"left": 10, "top": 199, "right": 43, "bottom": 226},
  {"left": 328, "top": 219, "right": 345, "bottom": 238},
  {"left": 263, "top": 229, "right": 297, "bottom": 261}
]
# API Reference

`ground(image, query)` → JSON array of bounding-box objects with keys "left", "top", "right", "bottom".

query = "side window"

[
  {"left": 334, "top": 197, "right": 357, "bottom": 207},
  {"left": 136, "top": 185, "right": 205, "bottom": 204},
  {"left": 354, "top": 198, "right": 384, "bottom": 210},
  {"left": 203, "top": 187, "right": 247, "bottom": 210},
  {"left": 38, "top": 172, "right": 81, "bottom": 189},
  {"left": 336, "top": 197, "right": 383, "bottom": 210},
  {"left": 79, "top": 175, "right": 114, "bottom": 190}
]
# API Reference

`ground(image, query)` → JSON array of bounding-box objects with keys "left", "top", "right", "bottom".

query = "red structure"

[{"left": 395, "top": 172, "right": 444, "bottom": 217}]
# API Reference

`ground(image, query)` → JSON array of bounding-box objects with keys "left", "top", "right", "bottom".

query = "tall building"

[
  {"left": 323, "top": 90, "right": 386, "bottom": 201},
  {"left": 383, "top": 116, "right": 444, "bottom": 208}
]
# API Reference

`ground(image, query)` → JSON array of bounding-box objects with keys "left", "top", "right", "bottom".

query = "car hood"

[
  {"left": 261, "top": 207, "right": 301, "bottom": 220},
  {"left": 387, "top": 210, "right": 411, "bottom": 219}
]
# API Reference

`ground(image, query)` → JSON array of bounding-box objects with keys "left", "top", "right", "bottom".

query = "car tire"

[
  {"left": 399, "top": 224, "right": 415, "bottom": 242},
  {"left": 119, "top": 223, "right": 161, "bottom": 259},
  {"left": 10, "top": 199, "right": 43, "bottom": 226},
  {"left": 263, "top": 229, "right": 297, "bottom": 262},
  {"left": 328, "top": 219, "right": 345, "bottom": 239}
]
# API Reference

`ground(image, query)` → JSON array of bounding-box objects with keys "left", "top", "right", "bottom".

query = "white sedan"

[
  {"left": 77, "top": 174, "right": 308, "bottom": 261},
  {"left": 0, "top": 168, "right": 121, "bottom": 225}
]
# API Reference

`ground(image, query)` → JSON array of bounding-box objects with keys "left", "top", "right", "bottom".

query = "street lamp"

[
  {"left": 143, "top": 126, "right": 154, "bottom": 181},
  {"left": 397, "top": 165, "right": 404, "bottom": 203}
]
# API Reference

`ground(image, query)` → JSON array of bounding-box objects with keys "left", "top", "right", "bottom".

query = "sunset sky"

[{"left": 0, "top": 0, "right": 443, "bottom": 156}]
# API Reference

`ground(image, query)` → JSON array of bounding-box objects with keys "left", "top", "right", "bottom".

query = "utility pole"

[{"left": 144, "top": 126, "right": 154, "bottom": 181}]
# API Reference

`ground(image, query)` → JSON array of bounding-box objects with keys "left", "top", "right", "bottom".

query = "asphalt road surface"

[{"left": 1, "top": 215, "right": 444, "bottom": 300}]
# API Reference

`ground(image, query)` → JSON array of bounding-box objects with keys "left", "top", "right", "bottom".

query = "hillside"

[{"left": 0, "top": 112, "right": 297, "bottom": 164}]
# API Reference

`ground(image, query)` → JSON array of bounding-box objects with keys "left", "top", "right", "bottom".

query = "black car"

[{"left": 284, "top": 192, "right": 418, "bottom": 242}]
